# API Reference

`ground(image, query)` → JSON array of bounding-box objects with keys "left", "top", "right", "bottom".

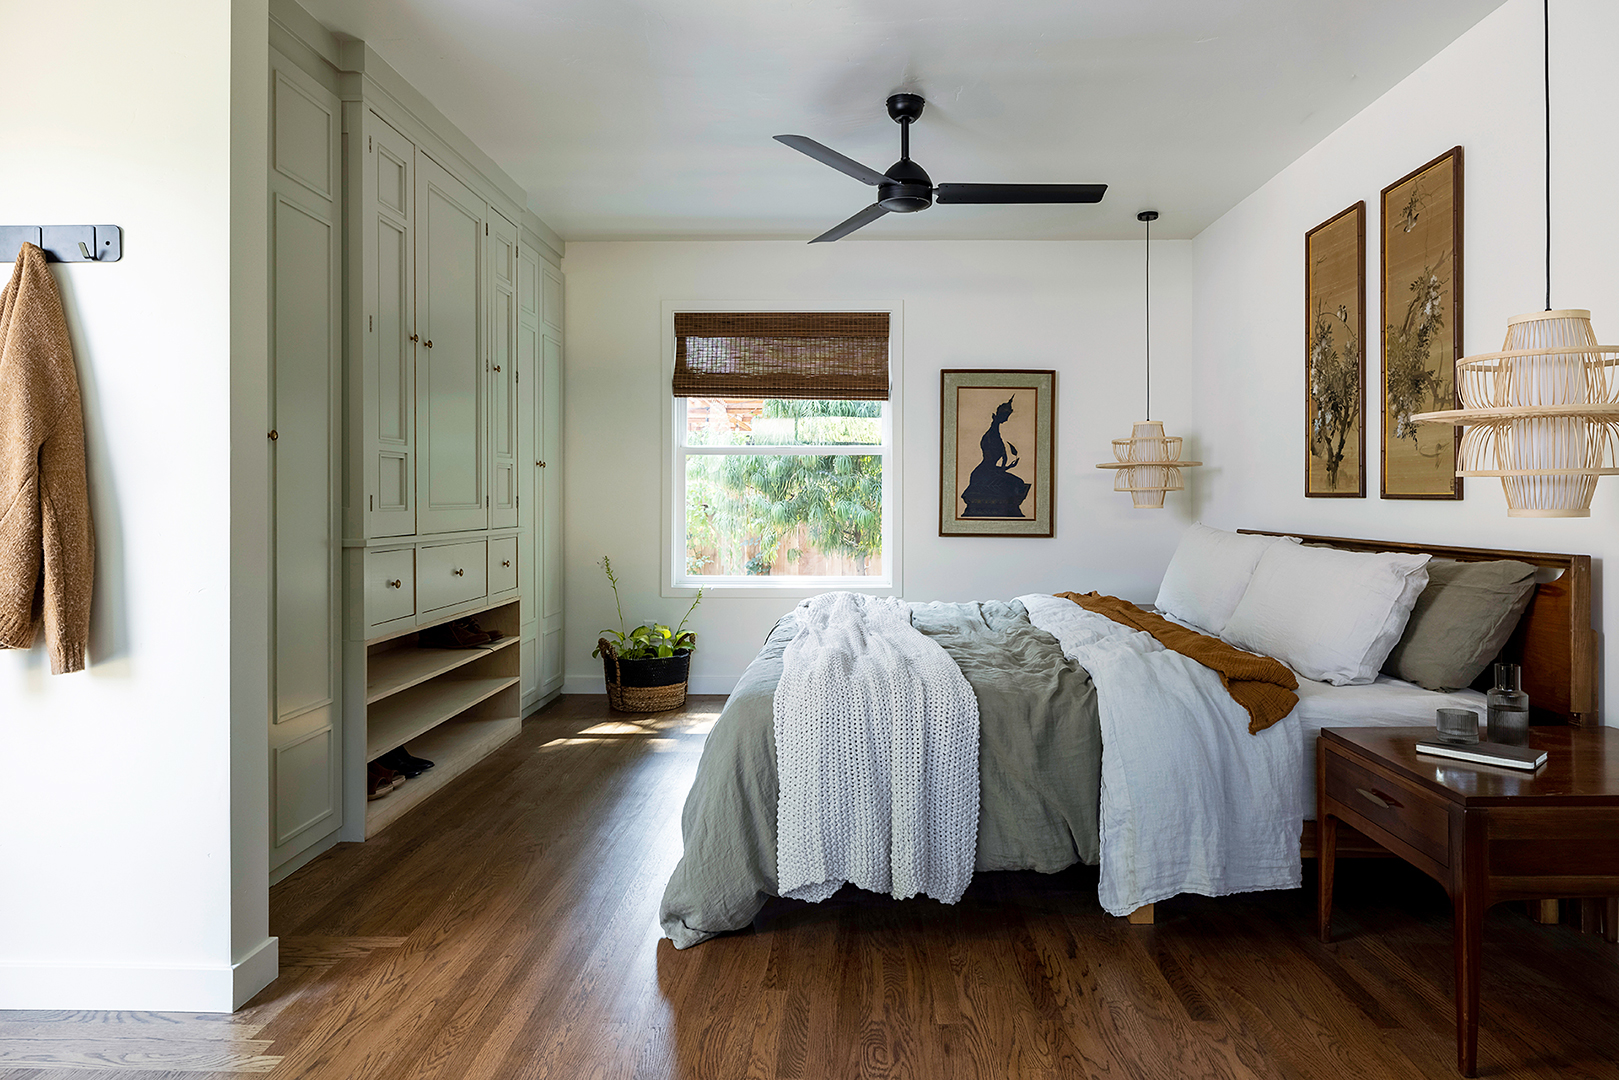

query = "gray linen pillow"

[{"left": 1380, "top": 558, "right": 1537, "bottom": 691}]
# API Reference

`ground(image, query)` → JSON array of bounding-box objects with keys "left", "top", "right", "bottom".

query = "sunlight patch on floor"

[{"left": 539, "top": 736, "right": 686, "bottom": 752}]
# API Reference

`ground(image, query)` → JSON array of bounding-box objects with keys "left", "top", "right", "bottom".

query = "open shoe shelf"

[{"left": 362, "top": 599, "right": 522, "bottom": 838}]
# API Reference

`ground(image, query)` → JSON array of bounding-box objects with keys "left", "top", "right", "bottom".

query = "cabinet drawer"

[
  {"left": 366, "top": 548, "right": 415, "bottom": 627},
  {"left": 1325, "top": 752, "right": 1450, "bottom": 867},
  {"left": 489, "top": 537, "right": 518, "bottom": 595},
  {"left": 417, "top": 540, "right": 487, "bottom": 612}
]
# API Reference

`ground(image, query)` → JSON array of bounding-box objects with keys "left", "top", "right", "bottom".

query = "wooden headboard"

[{"left": 1239, "top": 531, "right": 1597, "bottom": 727}]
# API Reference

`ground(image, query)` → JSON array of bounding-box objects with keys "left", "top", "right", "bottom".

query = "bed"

[{"left": 660, "top": 531, "right": 1597, "bottom": 947}]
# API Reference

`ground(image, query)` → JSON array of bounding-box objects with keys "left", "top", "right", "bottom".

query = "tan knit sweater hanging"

[{"left": 0, "top": 243, "right": 94, "bottom": 673}]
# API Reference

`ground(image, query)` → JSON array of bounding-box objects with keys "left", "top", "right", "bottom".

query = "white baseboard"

[
  {"left": 0, "top": 935, "right": 279, "bottom": 1012},
  {"left": 233, "top": 936, "right": 280, "bottom": 1009},
  {"left": 561, "top": 675, "right": 738, "bottom": 696}
]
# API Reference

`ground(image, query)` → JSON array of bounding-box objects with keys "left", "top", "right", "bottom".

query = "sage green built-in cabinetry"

[
  {"left": 268, "top": 48, "right": 345, "bottom": 879},
  {"left": 268, "top": 0, "right": 564, "bottom": 876}
]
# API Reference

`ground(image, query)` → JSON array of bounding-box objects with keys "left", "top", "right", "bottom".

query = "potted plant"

[{"left": 592, "top": 556, "right": 702, "bottom": 712}]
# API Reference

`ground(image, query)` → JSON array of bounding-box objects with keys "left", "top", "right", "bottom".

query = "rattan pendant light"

[
  {"left": 1411, "top": 0, "right": 1619, "bottom": 517},
  {"left": 1096, "top": 211, "right": 1202, "bottom": 508}
]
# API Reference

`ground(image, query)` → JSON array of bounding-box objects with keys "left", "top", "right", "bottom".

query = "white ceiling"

[{"left": 299, "top": 0, "right": 1509, "bottom": 242}]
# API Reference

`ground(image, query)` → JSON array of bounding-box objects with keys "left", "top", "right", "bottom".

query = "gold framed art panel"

[
  {"left": 1305, "top": 201, "right": 1366, "bottom": 498},
  {"left": 939, "top": 369, "right": 1054, "bottom": 537},
  {"left": 1381, "top": 146, "right": 1464, "bottom": 500}
]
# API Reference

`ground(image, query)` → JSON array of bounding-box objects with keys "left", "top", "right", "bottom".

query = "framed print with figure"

[{"left": 940, "top": 369, "right": 1054, "bottom": 537}]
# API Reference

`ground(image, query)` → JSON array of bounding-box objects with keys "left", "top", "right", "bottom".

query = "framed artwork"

[
  {"left": 1305, "top": 201, "right": 1367, "bottom": 498},
  {"left": 1381, "top": 146, "right": 1464, "bottom": 500},
  {"left": 940, "top": 369, "right": 1054, "bottom": 537}
]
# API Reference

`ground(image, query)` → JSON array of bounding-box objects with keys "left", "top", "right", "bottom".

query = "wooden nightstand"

[{"left": 1318, "top": 726, "right": 1619, "bottom": 1076}]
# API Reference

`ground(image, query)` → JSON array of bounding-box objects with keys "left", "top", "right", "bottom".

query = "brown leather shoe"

[{"left": 367, "top": 761, "right": 406, "bottom": 800}]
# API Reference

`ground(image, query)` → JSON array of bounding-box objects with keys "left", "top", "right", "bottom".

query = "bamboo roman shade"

[{"left": 672, "top": 312, "right": 890, "bottom": 400}]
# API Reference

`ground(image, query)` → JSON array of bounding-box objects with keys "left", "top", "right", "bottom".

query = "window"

[{"left": 669, "top": 309, "right": 898, "bottom": 592}]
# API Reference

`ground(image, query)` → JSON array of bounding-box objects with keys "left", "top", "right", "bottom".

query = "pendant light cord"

[
  {"left": 1144, "top": 214, "right": 1151, "bottom": 421},
  {"left": 1545, "top": 0, "right": 1551, "bottom": 311}
]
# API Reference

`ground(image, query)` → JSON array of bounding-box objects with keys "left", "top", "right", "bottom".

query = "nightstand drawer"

[{"left": 1326, "top": 754, "right": 1450, "bottom": 867}]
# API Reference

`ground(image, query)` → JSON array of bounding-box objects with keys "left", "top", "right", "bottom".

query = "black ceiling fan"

[{"left": 776, "top": 93, "right": 1107, "bottom": 243}]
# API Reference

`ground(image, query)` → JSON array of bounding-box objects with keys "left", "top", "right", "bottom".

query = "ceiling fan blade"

[
  {"left": 809, "top": 203, "right": 891, "bottom": 243},
  {"left": 934, "top": 183, "right": 1108, "bottom": 205},
  {"left": 775, "top": 135, "right": 889, "bottom": 187}
]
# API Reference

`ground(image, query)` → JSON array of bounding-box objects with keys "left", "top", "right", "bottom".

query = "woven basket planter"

[{"left": 598, "top": 635, "right": 695, "bottom": 713}]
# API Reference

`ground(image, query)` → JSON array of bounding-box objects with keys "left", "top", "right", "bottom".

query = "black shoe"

[
  {"left": 398, "top": 748, "right": 435, "bottom": 771},
  {"left": 379, "top": 747, "right": 430, "bottom": 778}
]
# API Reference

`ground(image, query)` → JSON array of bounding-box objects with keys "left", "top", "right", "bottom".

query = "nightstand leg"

[
  {"left": 1454, "top": 888, "right": 1483, "bottom": 1077},
  {"left": 1318, "top": 812, "right": 1337, "bottom": 943}
]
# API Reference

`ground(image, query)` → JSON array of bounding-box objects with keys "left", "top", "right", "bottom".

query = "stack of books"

[{"left": 1415, "top": 739, "right": 1547, "bottom": 771}]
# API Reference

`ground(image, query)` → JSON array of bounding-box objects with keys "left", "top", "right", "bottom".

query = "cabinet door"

[
  {"left": 269, "top": 52, "right": 343, "bottom": 871},
  {"left": 540, "top": 323, "right": 565, "bottom": 696},
  {"left": 488, "top": 211, "right": 519, "bottom": 530},
  {"left": 517, "top": 244, "right": 542, "bottom": 706},
  {"left": 416, "top": 152, "right": 488, "bottom": 534},
  {"left": 366, "top": 114, "right": 417, "bottom": 537}
]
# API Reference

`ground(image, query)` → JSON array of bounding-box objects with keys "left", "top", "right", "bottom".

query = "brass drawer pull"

[
  {"left": 452, "top": 568, "right": 465, "bottom": 577},
  {"left": 409, "top": 333, "right": 419, "bottom": 343},
  {"left": 1356, "top": 787, "right": 1402, "bottom": 810},
  {"left": 492, "top": 364, "right": 502, "bottom": 372},
  {"left": 502, "top": 560, "right": 511, "bottom": 567},
  {"left": 386, "top": 578, "right": 402, "bottom": 589},
  {"left": 423, "top": 339, "right": 433, "bottom": 348}
]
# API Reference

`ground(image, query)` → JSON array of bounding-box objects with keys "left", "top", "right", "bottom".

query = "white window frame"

[{"left": 661, "top": 300, "right": 903, "bottom": 599}]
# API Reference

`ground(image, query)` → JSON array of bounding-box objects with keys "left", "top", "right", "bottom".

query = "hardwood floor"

[{"left": 5, "top": 695, "right": 1619, "bottom": 1078}]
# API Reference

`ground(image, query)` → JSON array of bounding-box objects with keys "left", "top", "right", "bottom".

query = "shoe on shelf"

[
  {"left": 418, "top": 617, "right": 495, "bottom": 649},
  {"left": 463, "top": 616, "right": 504, "bottom": 643},
  {"left": 367, "top": 761, "right": 405, "bottom": 800},
  {"left": 378, "top": 746, "right": 431, "bottom": 778},
  {"left": 396, "top": 746, "right": 435, "bottom": 772}
]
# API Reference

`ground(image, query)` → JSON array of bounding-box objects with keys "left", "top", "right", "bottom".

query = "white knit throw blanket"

[{"left": 773, "top": 593, "right": 981, "bottom": 905}]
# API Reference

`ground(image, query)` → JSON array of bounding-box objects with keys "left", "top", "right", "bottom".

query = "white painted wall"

[
  {"left": 563, "top": 239, "right": 1198, "bottom": 692},
  {"left": 0, "top": 0, "right": 274, "bottom": 1009},
  {"left": 1192, "top": 0, "right": 1618, "bottom": 722}
]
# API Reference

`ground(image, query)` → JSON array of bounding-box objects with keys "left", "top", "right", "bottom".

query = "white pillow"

[
  {"left": 1154, "top": 525, "right": 1301, "bottom": 635},
  {"left": 1222, "top": 544, "right": 1432, "bottom": 686}
]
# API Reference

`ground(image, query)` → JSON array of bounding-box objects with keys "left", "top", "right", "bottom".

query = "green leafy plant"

[{"left": 592, "top": 556, "right": 701, "bottom": 660}]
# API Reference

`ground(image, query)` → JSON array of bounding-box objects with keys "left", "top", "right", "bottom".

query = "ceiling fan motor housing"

[{"left": 879, "top": 157, "right": 933, "bottom": 212}]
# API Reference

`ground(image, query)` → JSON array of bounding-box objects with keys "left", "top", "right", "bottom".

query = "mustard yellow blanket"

[{"left": 1054, "top": 591, "right": 1298, "bottom": 734}]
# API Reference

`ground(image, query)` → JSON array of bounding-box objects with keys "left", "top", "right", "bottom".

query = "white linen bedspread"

[
  {"left": 774, "top": 592, "right": 981, "bottom": 905},
  {"left": 1019, "top": 594, "right": 1302, "bottom": 916}
]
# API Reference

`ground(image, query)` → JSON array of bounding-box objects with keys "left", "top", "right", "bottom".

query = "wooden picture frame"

[
  {"left": 1381, "top": 146, "right": 1464, "bottom": 500},
  {"left": 939, "top": 369, "right": 1054, "bottom": 537},
  {"left": 1305, "top": 201, "right": 1367, "bottom": 498}
]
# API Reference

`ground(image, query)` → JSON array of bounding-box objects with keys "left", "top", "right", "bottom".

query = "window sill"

[{"left": 664, "top": 579, "right": 898, "bottom": 600}]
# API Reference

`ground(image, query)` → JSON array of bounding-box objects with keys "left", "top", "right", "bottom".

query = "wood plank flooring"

[{"left": 5, "top": 695, "right": 1619, "bottom": 1078}]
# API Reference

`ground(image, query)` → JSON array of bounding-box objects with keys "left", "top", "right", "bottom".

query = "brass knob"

[
  {"left": 423, "top": 339, "right": 434, "bottom": 348},
  {"left": 453, "top": 568, "right": 464, "bottom": 576},
  {"left": 502, "top": 560, "right": 511, "bottom": 567},
  {"left": 268, "top": 430, "right": 278, "bottom": 441},
  {"left": 409, "top": 333, "right": 419, "bottom": 343},
  {"left": 492, "top": 364, "right": 502, "bottom": 372},
  {"left": 386, "top": 578, "right": 402, "bottom": 589},
  {"left": 536, "top": 461, "right": 546, "bottom": 468}
]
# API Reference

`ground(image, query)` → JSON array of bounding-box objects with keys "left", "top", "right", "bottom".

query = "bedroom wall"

[
  {"left": 563, "top": 239, "right": 1198, "bottom": 692},
  {"left": 1192, "top": 0, "right": 1619, "bottom": 723},
  {"left": 0, "top": 0, "right": 274, "bottom": 1009}
]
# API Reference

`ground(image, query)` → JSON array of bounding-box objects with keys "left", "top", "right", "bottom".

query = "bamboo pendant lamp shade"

[
  {"left": 1412, "top": 1, "right": 1619, "bottom": 517},
  {"left": 1412, "top": 309, "right": 1619, "bottom": 516},
  {"left": 1095, "top": 211, "right": 1202, "bottom": 508},
  {"left": 1096, "top": 421, "right": 1203, "bottom": 509}
]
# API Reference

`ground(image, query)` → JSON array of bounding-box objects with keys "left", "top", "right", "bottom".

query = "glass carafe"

[{"left": 1486, "top": 662, "right": 1530, "bottom": 746}]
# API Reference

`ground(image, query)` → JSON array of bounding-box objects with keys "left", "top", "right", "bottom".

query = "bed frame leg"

[
  {"left": 1126, "top": 903, "right": 1155, "bottom": 925},
  {"left": 1531, "top": 899, "right": 1560, "bottom": 925}
]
